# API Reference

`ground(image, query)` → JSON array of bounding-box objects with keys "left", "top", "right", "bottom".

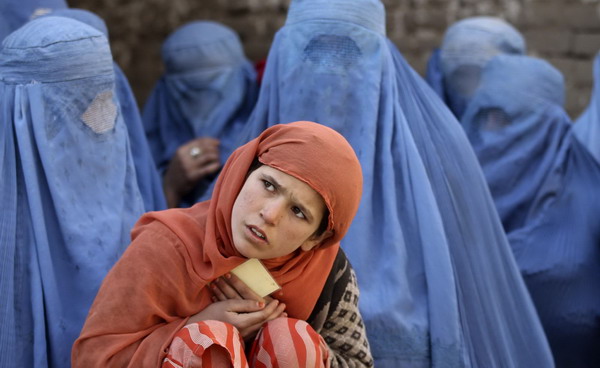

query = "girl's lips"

[{"left": 246, "top": 225, "right": 268, "bottom": 243}]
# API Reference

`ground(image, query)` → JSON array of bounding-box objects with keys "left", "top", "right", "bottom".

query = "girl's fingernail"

[
  {"left": 225, "top": 273, "right": 231, "bottom": 279},
  {"left": 258, "top": 302, "right": 265, "bottom": 308}
]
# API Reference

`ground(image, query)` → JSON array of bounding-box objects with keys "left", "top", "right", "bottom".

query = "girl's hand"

[
  {"left": 210, "top": 273, "right": 266, "bottom": 303},
  {"left": 209, "top": 273, "right": 287, "bottom": 341},
  {"left": 211, "top": 274, "right": 286, "bottom": 315},
  {"left": 187, "top": 299, "right": 285, "bottom": 340}
]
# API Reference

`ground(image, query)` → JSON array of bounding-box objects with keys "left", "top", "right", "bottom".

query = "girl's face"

[{"left": 231, "top": 165, "right": 331, "bottom": 259}]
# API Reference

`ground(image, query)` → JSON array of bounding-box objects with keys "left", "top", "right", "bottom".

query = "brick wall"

[{"left": 68, "top": 0, "right": 600, "bottom": 118}]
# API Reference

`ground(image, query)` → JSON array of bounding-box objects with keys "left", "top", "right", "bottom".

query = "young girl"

[{"left": 72, "top": 121, "right": 373, "bottom": 367}]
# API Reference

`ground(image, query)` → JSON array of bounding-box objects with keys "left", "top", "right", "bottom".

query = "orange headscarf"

[{"left": 72, "top": 121, "right": 362, "bottom": 367}]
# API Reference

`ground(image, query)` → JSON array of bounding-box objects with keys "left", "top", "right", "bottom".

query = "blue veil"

[
  {"left": 0, "top": 17, "right": 145, "bottom": 367},
  {"left": 45, "top": 8, "right": 167, "bottom": 212},
  {"left": 425, "top": 48, "right": 445, "bottom": 98},
  {"left": 0, "top": 0, "right": 67, "bottom": 41},
  {"left": 462, "top": 54, "right": 600, "bottom": 367},
  {"left": 142, "top": 21, "right": 258, "bottom": 203},
  {"left": 461, "top": 55, "right": 567, "bottom": 233},
  {"left": 234, "top": 0, "right": 553, "bottom": 366},
  {"left": 575, "top": 51, "right": 600, "bottom": 165},
  {"left": 426, "top": 17, "right": 526, "bottom": 119}
]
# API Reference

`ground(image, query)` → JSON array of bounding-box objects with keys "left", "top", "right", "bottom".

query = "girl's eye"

[
  {"left": 292, "top": 206, "right": 306, "bottom": 219},
  {"left": 263, "top": 180, "right": 275, "bottom": 192}
]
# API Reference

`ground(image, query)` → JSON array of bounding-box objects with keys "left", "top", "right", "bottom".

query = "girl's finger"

[
  {"left": 223, "top": 299, "right": 267, "bottom": 314},
  {"left": 232, "top": 299, "right": 279, "bottom": 328},
  {"left": 241, "top": 305, "right": 287, "bottom": 340},
  {"left": 225, "top": 273, "right": 264, "bottom": 303},
  {"left": 267, "top": 303, "right": 287, "bottom": 321},
  {"left": 264, "top": 302, "right": 286, "bottom": 322},
  {"left": 215, "top": 277, "right": 243, "bottom": 300},
  {"left": 210, "top": 283, "right": 228, "bottom": 301}
]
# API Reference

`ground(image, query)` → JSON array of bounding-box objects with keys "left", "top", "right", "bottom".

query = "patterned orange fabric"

[{"left": 163, "top": 318, "right": 329, "bottom": 368}]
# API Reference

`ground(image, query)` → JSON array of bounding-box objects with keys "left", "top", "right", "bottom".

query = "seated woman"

[
  {"left": 40, "top": 7, "right": 167, "bottom": 212},
  {"left": 0, "top": 16, "right": 146, "bottom": 366},
  {"left": 72, "top": 121, "right": 373, "bottom": 367},
  {"left": 142, "top": 21, "right": 259, "bottom": 208},
  {"left": 426, "top": 16, "right": 526, "bottom": 120},
  {"left": 461, "top": 54, "right": 600, "bottom": 367}
]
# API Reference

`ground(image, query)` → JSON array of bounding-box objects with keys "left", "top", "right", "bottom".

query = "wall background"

[{"left": 68, "top": 0, "right": 600, "bottom": 118}]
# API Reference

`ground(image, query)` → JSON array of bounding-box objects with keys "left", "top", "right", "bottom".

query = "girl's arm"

[{"left": 72, "top": 221, "right": 203, "bottom": 367}]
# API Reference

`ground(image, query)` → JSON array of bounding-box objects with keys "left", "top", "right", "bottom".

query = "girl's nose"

[{"left": 260, "top": 198, "right": 285, "bottom": 225}]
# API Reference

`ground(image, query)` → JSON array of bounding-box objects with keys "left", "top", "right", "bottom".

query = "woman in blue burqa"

[
  {"left": 230, "top": 0, "right": 554, "bottom": 366},
  {"left": 0, "top": 16, "right": 146, "bottom": 367},
  {"left": 425, "top": 16, "right": 526, "bottom": 120},
  {"left": 461, "top": 54, "right": 600, "bottom": 367},
  {"left": 0, "top": 0, "right": 66, "bottom": 41},
  {"left": 574, "top": 50, "right": 600, "bottom": 165},
  {"left": 41, "top": 7, "right": 167, "bottom": 212},
  {"left": 143, "top": 21, "right": 259, "bottom": 208}
]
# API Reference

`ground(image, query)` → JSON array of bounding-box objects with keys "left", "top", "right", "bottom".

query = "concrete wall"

[{"left": 68, "top": 0, "right": 600, "bottom": 118}]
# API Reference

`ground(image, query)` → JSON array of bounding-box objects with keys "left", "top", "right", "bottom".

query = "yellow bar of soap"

[{"left": 230, "top": 258, "right": 281, "bottom": 298}]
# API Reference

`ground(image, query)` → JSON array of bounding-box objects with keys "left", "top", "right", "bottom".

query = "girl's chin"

[{"left": 233, "top": 241, "right": 262, "bottom": 259}]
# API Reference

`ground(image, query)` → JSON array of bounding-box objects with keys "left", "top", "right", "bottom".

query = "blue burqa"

[
  {"left": 426, "top": 16, "right": 526, "bottom": 120},
  {"left": 462, "top": 54, "right": 566, "bottom": 233},
  {"left": 0, "top": 0, "right": 67, "bottom": 41},
  {"left": 45, "top": 8, "right": 167, "bottom": 211},
  {"left": 233, "top": 0, "right": 554, "bottom": 366},
  {"left": 462, "top": 54, "right": 600, "bottom": 367},
  {"left": 0, "top": 17, "right": 145, "bottom": 367},
  {"left": 575, "top": 51, "right": 600, "bottom": 165},
  {"left": 142, "top": 21, "right": 258, "bottom": 204}
]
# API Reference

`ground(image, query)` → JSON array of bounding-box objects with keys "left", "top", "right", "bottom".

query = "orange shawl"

[{"left": 72, "top": 121, "right": 363, "bottom": 367}]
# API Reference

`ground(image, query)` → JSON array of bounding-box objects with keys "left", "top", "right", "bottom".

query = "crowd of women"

[{"left": 1, "top": 0, "right": 598, "bottom": 367}]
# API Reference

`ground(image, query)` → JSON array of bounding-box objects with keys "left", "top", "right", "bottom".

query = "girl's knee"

[
  {"left": 263, "top": 317, "right": 308, "bottom": 334},
  {"left": 254, "top": 318, "right": 329, "bottom": 367}
]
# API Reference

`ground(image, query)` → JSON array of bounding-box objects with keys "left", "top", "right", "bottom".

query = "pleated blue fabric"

[
  {"left": 426, "top": 17, "right": 526, "bottom": 119},
  {"left": 462, "top": 54, "right": 600, "bottom": 367},
  {"left": 46, "top": 8, "right": 167, "bottom": 211},
  {"left": 0, "top": 0, "right": 67, "bottom": 41},
  {"left": 231, "top": 0, "right": 554, "bottom": 366},
  {"left": 142, "top": 21, "right": 258, "bottom": 204},
  {"left": 425, "top": 48, "right": 445, "bottom": 99},
  {"left": 462, "top": 54, "right": 566, "bottom": 233},
  {"left": 0, "top": 16, "right": 145, "bottom": 367},
  {"left": 575, "top": 51, "right": 600, "bottom": 165}
]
